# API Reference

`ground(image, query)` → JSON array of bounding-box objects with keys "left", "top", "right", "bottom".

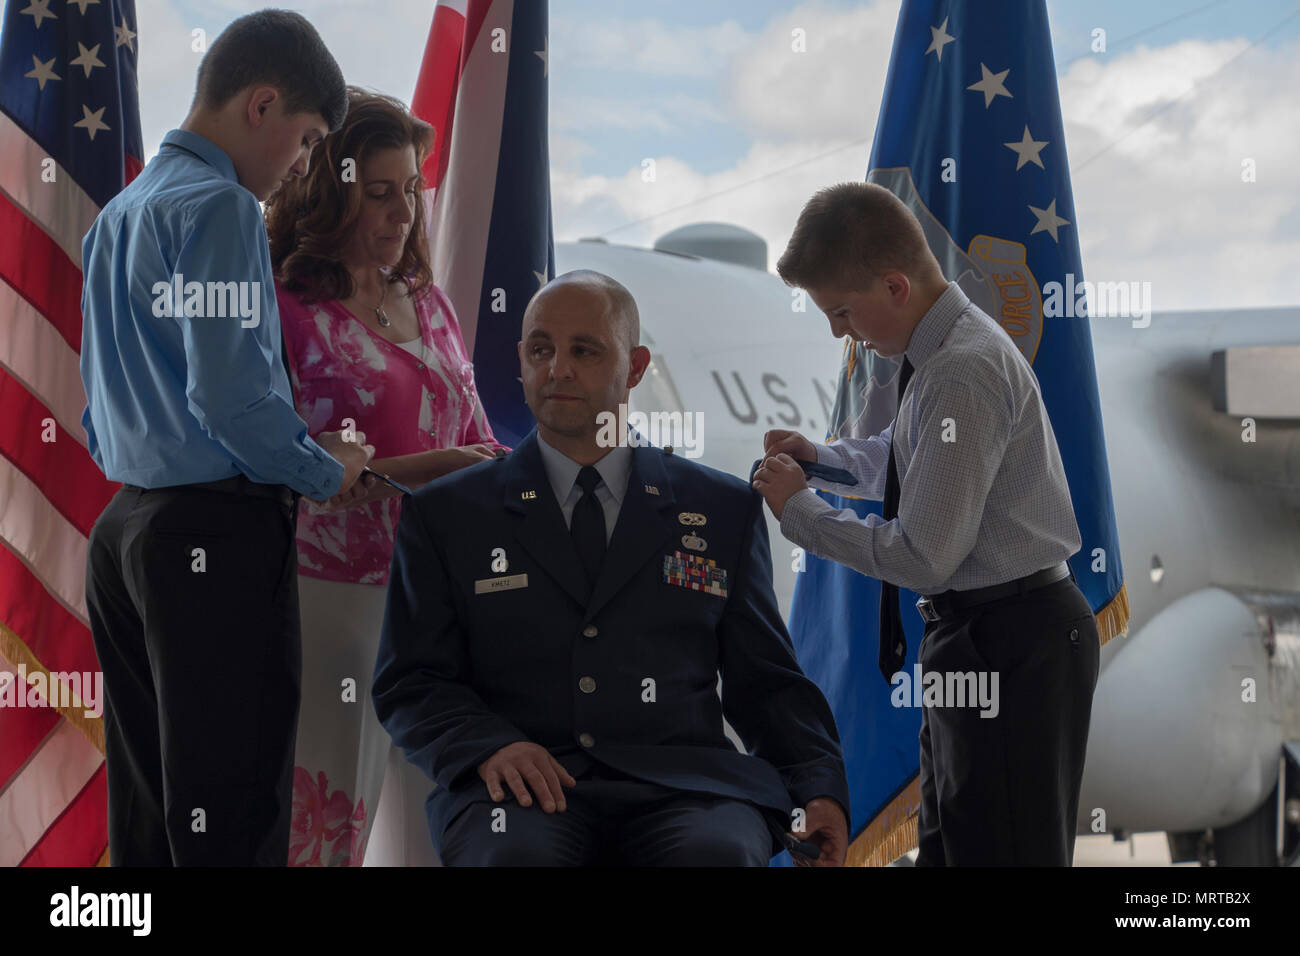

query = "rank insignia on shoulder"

[
  {"left": 663, "top": 551, "right": 727, "bottom": 597},
  {"left": 678, "top": 512, "right": 706, "bottom": 526},
  {"left": 681, "top": 533, "right": 707, "bottom": 552},
  {"left": 644, "top": 484, "right": 660, "bottom": 495}
]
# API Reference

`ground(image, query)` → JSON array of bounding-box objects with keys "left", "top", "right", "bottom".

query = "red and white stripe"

[
  {"left": 415, "top": 0, "right": 513, "bottom": 357},
  {"left": 0, "top": 106, "right": 126, "bottom": 867}
]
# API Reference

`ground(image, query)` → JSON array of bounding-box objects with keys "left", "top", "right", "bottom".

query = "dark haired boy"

[
  {"left": 81, "top": 10, "right": 372, "bottom": 865},
  {"left": 751, "top": 181, "right": 1099, "bottom": 866}
]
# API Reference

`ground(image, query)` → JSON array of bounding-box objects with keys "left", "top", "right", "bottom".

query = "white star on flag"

[
  {"left": 25, "top": 54, "right": 61, "bottom": 91},
  {"left": 67, "top": 0, "right": 101, "bottom": 14},
  {"left": 1028, "top": 199, "right": 1070, "bottom": 242},
  {"left": 533, "top": 269, "right": 547, "bottom": 288},
  {"left": 20, "top": 0, "right": 57, "bottom": 29},
  {"left": 967, "top": 63, "right": 1012, "bottom": 108},
  {"left": 535, "top": 35, "right": 548, "bottom": 78},
  {"left": 925, "top": 17, "right": 956, "bottom": 61},
  {"left": 69, "top": 42, "right": 106, "bottom": 79},
  {"left": 74, "top": 104, "right": 110, "bottom": 141},
  {"left": 116, "top": 18, "right": 137, "bottom": 52},
  {"left": 1004, "top": 126, "right": 1048, "bottom": 170}
]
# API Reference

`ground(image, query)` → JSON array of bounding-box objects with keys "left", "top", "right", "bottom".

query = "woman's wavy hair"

[{"left": 266, "top": 86, "right": 435, "bottom": 303}]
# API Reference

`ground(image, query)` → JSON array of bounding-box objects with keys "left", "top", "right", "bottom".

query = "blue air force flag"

[{"left": 787, "top": 0, "right": 1129, "bottom": 867}]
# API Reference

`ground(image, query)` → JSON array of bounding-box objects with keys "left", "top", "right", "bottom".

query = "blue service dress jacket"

[{"left": 372, "top": 429, "right": 850, "bottom": 854}]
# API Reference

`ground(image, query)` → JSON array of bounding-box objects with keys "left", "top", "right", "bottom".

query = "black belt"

[
  {"left": 142, "top": 474, "right": 298, "bottom": 510},
  {"left": 915, "top": 562, "right": 1071, "bottom": 623}
]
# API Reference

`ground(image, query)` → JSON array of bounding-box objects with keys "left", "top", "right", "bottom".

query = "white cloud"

[
  {"left": 727, "top": 0, "right": 900, "bottom": 141},
  {"left": 552, "top": 3, "right": 1300, "bottom": 311},
  {"left": 550, "top": 15, "right": 752, "bottom": 78},
  {"left": 552, "top": 92, "right": 729, "bottom": 135},
  {"left": 551, "top": 0, "right": 903, "bottom": 263},
  {"left": 132, "top": 1, "right": 1300, "bottom": 311},
  {"left": 133, "top": 0, "right": 432, "bottom": 161},
  {"left": 1059, "top": 36, "right": 1300, "bottom": 308},
  {"left": 135, "top": 0, "right": 208, "bottom": 158},
  {"left": 551, "top": 138, "right": 870, "bottom": 267}
]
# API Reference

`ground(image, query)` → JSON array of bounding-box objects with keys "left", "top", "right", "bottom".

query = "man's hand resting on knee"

[{"left": 478, "top": 742, "right": 577, "bottom": 813}]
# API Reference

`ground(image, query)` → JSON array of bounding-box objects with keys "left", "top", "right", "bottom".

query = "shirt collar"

[
  {"left": 904, "top": 281, "right": 969, "bottom": 369},
  {"left": 160, "top": 128, "right": 239, "bottom": 184},
  {"left": 536, "top": 430, "right": 634, "bottom": 505}
]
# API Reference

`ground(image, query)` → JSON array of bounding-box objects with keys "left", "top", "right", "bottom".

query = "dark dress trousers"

[
  {"left": 85, "top": 481, "right": 301, "bottom": 865},
  {"left": 372, "top": 430, "right": 850, "bottom": 865},
  {"left": 914, "top": 572, "right": 1100, "bottom": 865}
]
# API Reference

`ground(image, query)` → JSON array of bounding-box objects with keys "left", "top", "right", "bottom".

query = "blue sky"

[{"left": 6, "top": 0, "right": 1298, "bottom": 307}]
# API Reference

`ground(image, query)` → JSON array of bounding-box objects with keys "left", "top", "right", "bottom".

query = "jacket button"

[
  {"left": 578, "top": 732, "right": 595, "bottom": 748},
  {"left": 582, "top": 625, "right": 598, "bottom": 638},
  {"left": 579, "top": 676, "right": 596, "bottom": 694}
]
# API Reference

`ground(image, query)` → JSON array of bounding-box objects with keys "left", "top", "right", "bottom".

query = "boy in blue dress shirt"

[{"left": 81, "top": 10, "right": 372, "bottom": 865}]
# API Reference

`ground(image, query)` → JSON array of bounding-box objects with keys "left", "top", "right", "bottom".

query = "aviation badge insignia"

[
  {"left": 681, "top": 533, "right": 707, "bottom": 552},
  {"left": 678, "top": 512, "right": 706, "bottom": 526}
]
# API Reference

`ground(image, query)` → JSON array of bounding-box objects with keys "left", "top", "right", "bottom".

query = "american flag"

[
  {"left": 413, "top": 0, "right": 553, "bottom": 447},
  {"left": 0, "top": 0, "right": 143, "bottom": 866}
]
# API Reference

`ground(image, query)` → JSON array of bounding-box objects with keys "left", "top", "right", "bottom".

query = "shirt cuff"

[
  {"left": 276, "top": 445, "right": 344, "bottom": 500},
  {"left": 779, "top": 487, "right": 831, "bottom": 551}
]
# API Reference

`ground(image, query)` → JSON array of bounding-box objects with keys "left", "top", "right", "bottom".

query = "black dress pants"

[
  {"left": 914, "top": 575, "right": 1099, "bottom": 866},
  {"left": 84, "top": 483, "right": 301, "bottom": 865},
  {"left": 438, "top": 763, "right": 775, "bottom": 866}
]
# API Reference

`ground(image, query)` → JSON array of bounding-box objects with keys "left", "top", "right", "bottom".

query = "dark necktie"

[
  {"left": 878, "top": 356, "right": 915, "bottom": 683},
  {"left": 571, "top": 465, "right": 606, "bottom": 591}
]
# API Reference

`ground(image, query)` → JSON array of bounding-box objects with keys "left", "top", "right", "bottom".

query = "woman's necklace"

[{"left": 374, "top": 275, "right": 391, "bottom": 327}]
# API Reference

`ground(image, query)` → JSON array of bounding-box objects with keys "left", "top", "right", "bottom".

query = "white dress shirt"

[{"left": 780, "top": 281, "right": 1081, "bottom": 596}]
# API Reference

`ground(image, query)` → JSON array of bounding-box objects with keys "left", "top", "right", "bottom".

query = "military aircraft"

[{"left": 555, "top": 222, "right": 1300, "bottom": 866}]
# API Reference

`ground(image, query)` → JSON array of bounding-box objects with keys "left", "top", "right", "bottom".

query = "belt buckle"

[{"left": 915, "top": 597, "right": 941, "bottom": 623}]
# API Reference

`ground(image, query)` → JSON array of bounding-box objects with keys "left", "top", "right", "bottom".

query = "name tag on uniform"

[
  {"left": 663, "top": 551, "right": 728, "bottom": 598},
  {"left": 475, "top": 573, "right": 529, "bottom": 594}
]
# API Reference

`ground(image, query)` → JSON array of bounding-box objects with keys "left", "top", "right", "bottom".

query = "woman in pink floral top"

[
  {"left": 264, "top": 88, "right": 504, "bottom": 866},
  {"left": 280, "top": 279, "right": 499, "bottom": 584}
]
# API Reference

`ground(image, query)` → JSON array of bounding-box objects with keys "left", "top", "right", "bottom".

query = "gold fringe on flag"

[
  {"left": 1095, "top": 581, "right": 1130, "bottom": 647},
  {"left": 846, "top": 776, "right": 922, "bottom": 867},
  {"left": 845, "top": 580, "right": 1131, "bottom": 866},
  {"left": 0, "top": 621, "right": 105, "bottom": 754}
]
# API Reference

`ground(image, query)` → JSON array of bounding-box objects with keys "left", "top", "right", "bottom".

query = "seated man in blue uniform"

[{"left": 372, "top": 269, "right": 850, "bottom": 866}]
